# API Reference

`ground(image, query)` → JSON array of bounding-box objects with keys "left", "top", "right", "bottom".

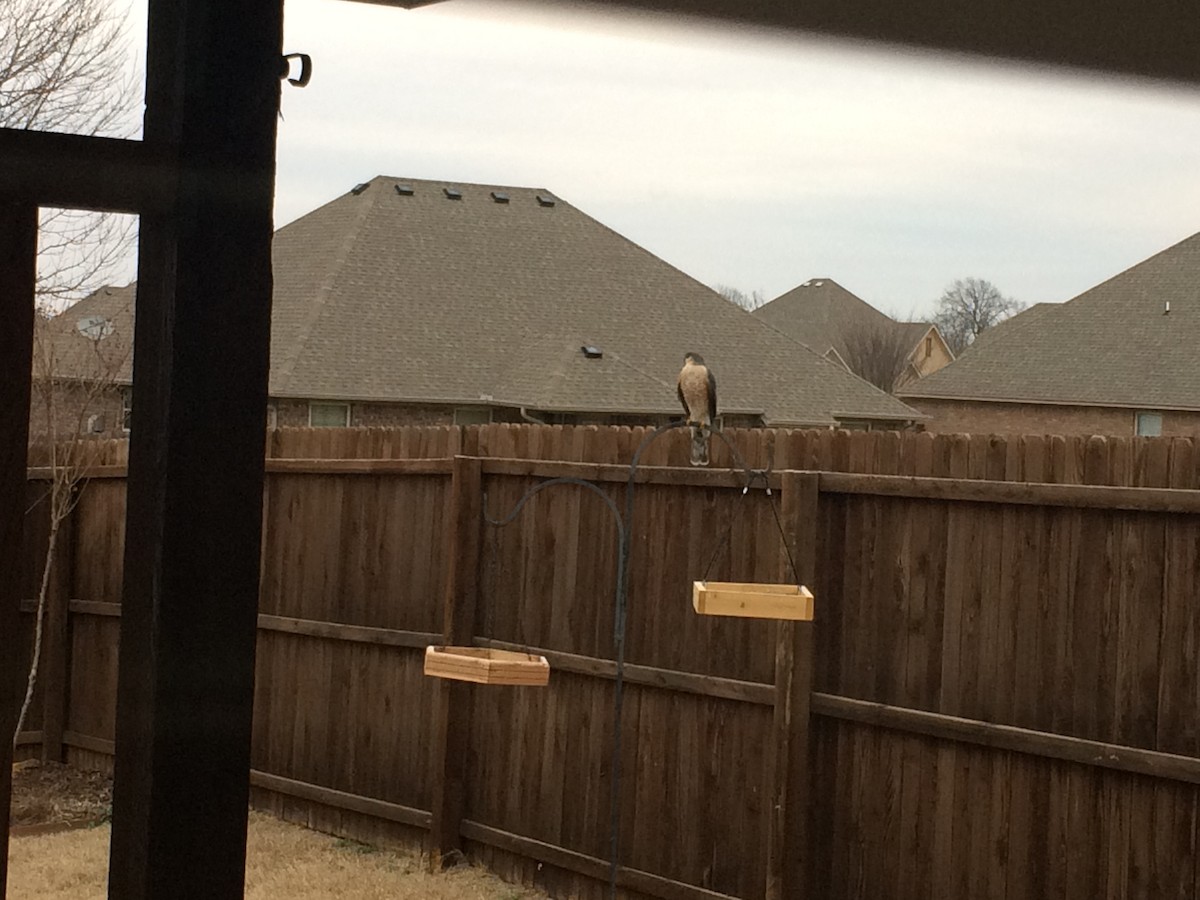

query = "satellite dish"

[{"left": 76, "top": 315, "right": 113, "bottom": 340}]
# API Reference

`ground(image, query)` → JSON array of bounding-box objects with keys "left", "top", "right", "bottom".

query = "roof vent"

[
  {"left": 581, "top": 345, "right": 603, "bottom": 359},
  {"left": 536, "top": 194, "right": 556, "bottom": 208},
  {"left": 350, "top": 182, "right": 370, "bottom": 195},
  {"left": 443, "top": 187, "right": 462, "bottom": 200},
  {"left": 395, "top": 183, "right": 414, "bottom": 196},
  {"left": 814, "top": 280, "right": 824, "bottom": 286},
  {"left": 1164, "top": 300, "right": 1171, "bottom": 315},
  {"left": 491, "top": 191, "right": 510, "bottom": 204}
]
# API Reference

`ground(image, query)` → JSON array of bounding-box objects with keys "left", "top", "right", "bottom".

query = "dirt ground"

[
  {"left": 11, "top": 760, "right": 112, "bottom": 829},
  {"left": 8, "top": 762, "right": 545, "bottom": 900}
]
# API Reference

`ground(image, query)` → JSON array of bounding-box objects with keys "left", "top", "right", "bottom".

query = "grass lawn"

[{"left": 8, "top": 811, "right": 546, "bottom": 899}]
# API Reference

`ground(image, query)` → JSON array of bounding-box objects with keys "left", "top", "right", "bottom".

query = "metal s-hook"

[{"left": 279, "top": 53, "right": 312, "bottom": 87}]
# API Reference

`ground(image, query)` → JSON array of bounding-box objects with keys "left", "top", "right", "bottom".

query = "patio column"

[
  {"left": 107, "top": 0, "right": 284, "bottom": 896},
  {"left": 0, "top": 200, "right": 37, "bottom": 899}
]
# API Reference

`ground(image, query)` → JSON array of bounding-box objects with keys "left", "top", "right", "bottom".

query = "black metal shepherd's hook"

[{"left": 482, "top": 422, "right": 760, "bottom": 900}]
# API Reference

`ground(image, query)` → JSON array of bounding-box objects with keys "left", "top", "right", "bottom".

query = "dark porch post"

[
  {"left": 0, "top": 201, "right": 38, "bottom": 899},
  {"left": 107, "top": 0, "right": 284, "bottom": 896}
]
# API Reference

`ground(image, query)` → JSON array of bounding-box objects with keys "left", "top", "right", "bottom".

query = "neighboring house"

[
  {"left": 898, "top": 231, "right": 1200, "bottom": 436},
  {"left": 38, "top": 177, "right": 924, "bottom": 434},
  {"left": 754, "top": 278, "right": 953, "bottom": 391},
  {"left": 29, "top": 284, "right": 134, "bottom": 441}
]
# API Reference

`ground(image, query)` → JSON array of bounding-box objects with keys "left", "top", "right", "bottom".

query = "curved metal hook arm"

[
  {"left": 481, "top": 472, "right": 636, "bottom": 900},
  {"left": 483, "top": 476, "right": 625, "bottom": 544},
  {"left": 477, "top": 423, "right": 769, "bottom": 900}
]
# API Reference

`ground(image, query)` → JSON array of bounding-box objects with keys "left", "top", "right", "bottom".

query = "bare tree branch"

[
  {"left": 1, "top": 0, "right": 141, "bottom": 309},
  {"left": 16, "top": 305, "right": 132, "bottom": 748},
  {"left": 7, "top": 0, "right": 139, "bottom": 748},
  {"left": 0, "top": 0, "right": 138, "bottom": 134},
  {"left": 837, "top": 318, "right": 914, "bottom": 393},
  {"left": 714, "top": 283, "right": 767, "bottom": 311},
  {"left": 933, "top": 277, "right": 1025, "bottom": 355},
  {"left": 36, "top": 207, "right": 136, "bottom": 304}
]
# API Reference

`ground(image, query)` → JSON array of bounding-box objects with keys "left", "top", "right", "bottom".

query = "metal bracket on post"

[{"left": 279, "top": 53, "right": 312, "bottom": 87}]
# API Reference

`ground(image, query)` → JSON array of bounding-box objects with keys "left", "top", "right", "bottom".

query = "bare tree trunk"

[
  {"left": 12, "top": 506, "right": 61, "bottom": 748},
  {"left": 7, "top": 0, "right": 138, "bottom": 749}
]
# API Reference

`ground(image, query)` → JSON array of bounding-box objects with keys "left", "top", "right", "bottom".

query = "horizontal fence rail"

[{"left": 15, "top": 425, "right": 1200, "bottom": 900}]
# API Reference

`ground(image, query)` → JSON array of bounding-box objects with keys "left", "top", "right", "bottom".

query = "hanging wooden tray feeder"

[
  {"left": 692, "top": 581, "right": 814, "bottom": 621},
  {"left": 424, "top": 645, "right": 550, "bottom": 686}
]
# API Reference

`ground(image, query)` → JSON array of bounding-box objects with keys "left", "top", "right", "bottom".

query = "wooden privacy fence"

[{"left": 15, "top": 425, "right": 1200, "bottom": 900}]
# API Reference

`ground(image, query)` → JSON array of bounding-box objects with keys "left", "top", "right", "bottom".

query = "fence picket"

[{"left": 20, "top": 425, "right": 1200, "bottom": 900}]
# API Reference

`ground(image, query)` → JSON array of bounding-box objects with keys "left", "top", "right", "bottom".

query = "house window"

[
  {"left": 266, "top": 403, "right": 278, "bottom": 429},
  {"left": 309, "top": 402, "right": 350, "bottom": 427},
  {"left": 453, "top": 407, "right": 492, "bottom": 426},
  {"left": 924, "top": 336, "right": 933, "bottom": 357},
  {"left": 121, "top": 387, "right": 132, "bottom": 433},
  {"left": 1135, "top": 412, "right": 1163, "bottom": 437}
]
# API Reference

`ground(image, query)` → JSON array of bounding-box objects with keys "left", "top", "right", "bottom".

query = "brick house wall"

[
  {"left": 30, "top": 391, "right": 775, "bottom": 437},
  {"left": 33, "top": 390, "right": 913, "bottom": 438},
  {"left": 910, "top": 398, "right": 1200, "bottom": 437},
  {"left": 270, "top": 399, "right": 775, "bottom": 430},
  {"left": 29, "top": 382, "right": 129, "bottom": 440},
  {"left": 272, "top": 399, "right": 462, "bottom": 428}
]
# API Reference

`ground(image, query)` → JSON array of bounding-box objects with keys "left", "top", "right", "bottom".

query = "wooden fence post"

[
  {"left": 40, "top": 495, "right": 75, "bottom": 763},
  {"left": 428, "top": 455, "right": 483, "bottom": 867},
  {"left": 765, "top": 471, "right": 818, "bottom": 900}
]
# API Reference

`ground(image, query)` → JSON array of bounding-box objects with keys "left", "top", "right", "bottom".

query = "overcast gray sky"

[{"left": 138, "top": 0, "right": 1200, "bottom": 319}]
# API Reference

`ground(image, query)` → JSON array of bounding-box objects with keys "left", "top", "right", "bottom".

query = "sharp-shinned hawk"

[{"left": 677, "top": 352, "right": 717, "bottom": 466}]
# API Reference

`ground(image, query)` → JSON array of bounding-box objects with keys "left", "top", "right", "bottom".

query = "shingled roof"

[
  {"left": 898, "top": 231, "right": 1200, "bottom": 410},
  {"left": 37, "top": 284, "right": 135, "bottom": 385},
  {"left": 754, "top": 277, "right": 939, "bottom": 365},
  {"left": 48, "top": 178, "right": 921, "bottom": 427},
  {"left": 265, "top": 176, "right": 918, "bottom": 426}
]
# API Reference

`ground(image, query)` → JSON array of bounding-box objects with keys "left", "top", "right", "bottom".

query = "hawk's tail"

[{"left": 690, "top": 426, "right": 710, "bottom": 467}]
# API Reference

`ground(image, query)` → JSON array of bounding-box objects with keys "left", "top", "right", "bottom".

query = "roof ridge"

[
  {"left": 750, "top": 299, "right": 920, "bottom": 397},
  {"left": 755, "top": 277, "right": 908, "bottom": 359},
  {"left": 532, "top": 192, "right": 909, "bottom": 403},
  {"left": 371, "top": 174, "right": 551, "bottom": 194},
  {"left": 264, "top": 177, "right": 920, "bottom": 425},
  {"left": 542, "top": 190, "right": 752, "bottom": 308},
  {"left": 1063, "top": 229, "right": 1200, "bottom": 308},
  {"left": 897, "top": 230, "right": 1200, "bottom": 406},
  {"left": 273, "top": 187, "right": 378, "bottom": 391},
  {"left": 745, "top": 311, "right": 828, "bottom": 358}
]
